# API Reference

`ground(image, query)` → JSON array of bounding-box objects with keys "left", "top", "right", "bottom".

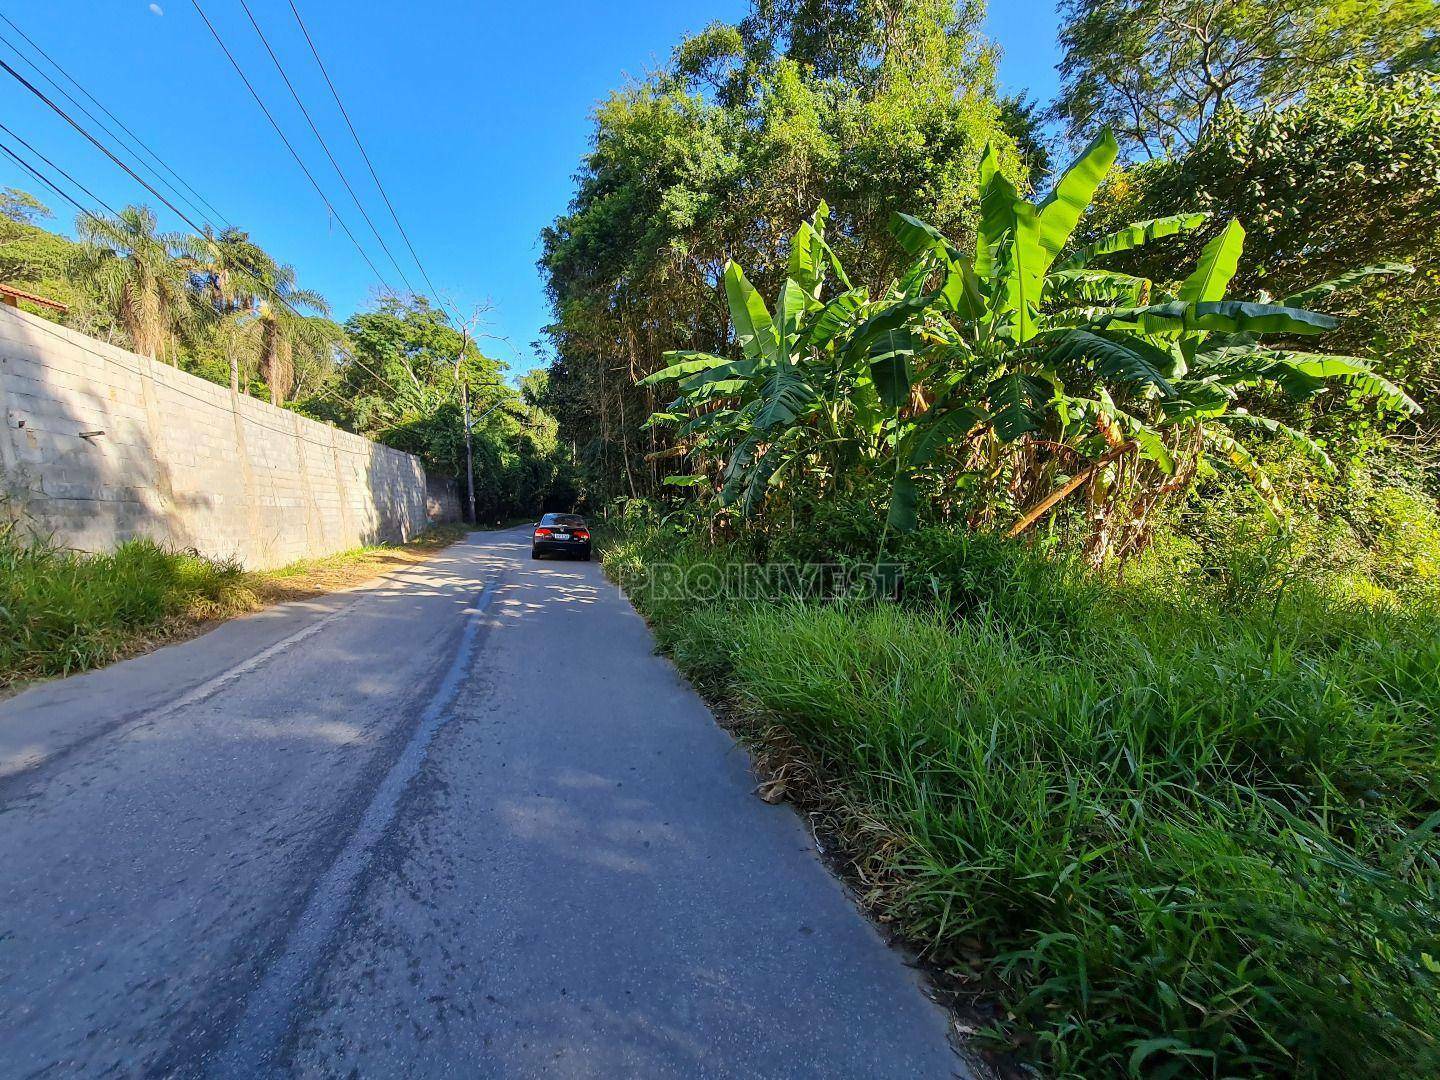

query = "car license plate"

[{"left": 551, "top": 531, "right": 569, "bottom": 539}]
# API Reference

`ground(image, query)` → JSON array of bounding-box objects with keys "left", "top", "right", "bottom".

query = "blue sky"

[{"left": 0, "top": 1, "right": 1060, "bottom": 377}]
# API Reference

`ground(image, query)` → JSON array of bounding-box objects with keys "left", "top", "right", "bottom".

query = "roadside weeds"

[
  {"left": 254, "top": 524, "right": 470, "bottom": 604},
  {"left": 595, "top": 531, "right": 1018, "bottom": 1079},
  {"left": 0, "top": 523, "right": 470, "bottom": 697},
  {"left": 596, "top": 521, "right": 1440, "bottom": 1078}
]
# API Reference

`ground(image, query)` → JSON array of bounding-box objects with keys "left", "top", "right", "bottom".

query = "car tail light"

[
  {"left": 573, "top": 529, "right": 590, "bottom": 540},
  {"left": 534, "top": 527, "right": 553, "bottom": 537}
]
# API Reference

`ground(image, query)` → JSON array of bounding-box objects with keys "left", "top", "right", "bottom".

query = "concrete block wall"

[
  {"left": 426, "top": 475, "right": 461, "bottom": 524},
  {"left": 0, "top": 304, "right": 454, "bottom": 569}
]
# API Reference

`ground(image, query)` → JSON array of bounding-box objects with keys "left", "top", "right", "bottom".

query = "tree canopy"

[
  {"left": 1056, "top": 0, "right": 1440, "bottom": 155},
  {"left": 1087, "top": 68, "right": 1440, "bottom": 425},
  {"left": 540, "top": 0, "right": 1025, "bottom": 500}
]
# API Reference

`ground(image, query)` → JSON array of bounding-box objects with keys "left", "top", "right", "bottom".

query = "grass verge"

[
  {"left": 601, "top": 520, "right": 1440, "bottom": 1078},
  {"left": 0, "top": 522, "right": 469, "bottom": 693}
]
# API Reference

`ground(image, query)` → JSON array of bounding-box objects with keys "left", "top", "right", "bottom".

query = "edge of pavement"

[{"left": 0, "top": 529, "right": 498, "bottom": 783}]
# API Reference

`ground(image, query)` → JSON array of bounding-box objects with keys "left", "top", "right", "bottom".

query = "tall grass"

[
  {"left": 0, "top": 523, "right": 257, "bottom": 688},
  {"left": 604, "top": 519, "right": 1440, "bottom": 1077}
]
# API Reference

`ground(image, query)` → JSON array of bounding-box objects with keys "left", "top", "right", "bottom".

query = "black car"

[{"left": 531, "top": 513, "right": 591, "bottom": 560}]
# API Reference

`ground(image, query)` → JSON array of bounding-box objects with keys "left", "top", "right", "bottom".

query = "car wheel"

[
  {"left": 530, "top": 548, "right": 541, "bottom": 560},
  {"left": 581, "top": 549, "right": 592, "bottom": 561}
]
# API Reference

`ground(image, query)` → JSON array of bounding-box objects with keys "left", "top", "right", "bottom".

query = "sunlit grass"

[
  {"left": 0, "top": 522, "right": 468, "bottom": 690},
  {"left": 604, "top": 521, "right": 1440, "bottom": 1077},
  {"left": 0, "top": 529, "right": 257, "bottom": 688}
]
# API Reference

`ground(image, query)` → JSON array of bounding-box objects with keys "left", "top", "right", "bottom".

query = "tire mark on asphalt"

[{"left": 204, "top": 574, "right": 503, "bottom": 1078}]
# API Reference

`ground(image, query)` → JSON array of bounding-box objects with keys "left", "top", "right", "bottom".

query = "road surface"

[{"left": 0, "top": 526, "right": 967, "bottom": 1078}]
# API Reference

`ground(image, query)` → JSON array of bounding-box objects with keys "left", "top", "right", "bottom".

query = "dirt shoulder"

[{"left": 253, "top": 524, "right": 471, "bottom": 604}]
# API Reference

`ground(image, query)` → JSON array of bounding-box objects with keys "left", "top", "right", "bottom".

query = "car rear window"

[{"left": 541, "top": 514, "right": 586, "bottom": 526}]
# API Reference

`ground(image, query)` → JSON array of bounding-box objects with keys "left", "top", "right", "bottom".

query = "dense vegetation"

[
  {"left": 542, "top": 0, "right": 1440, "bottom": 1075},
  {"left": 538, "top": 0, "right": 1035, "bottom": 497},
  {"left": 1088, "top": 70, "right": 1440, "bottom": 422},
  {"left": 0, "top": 517, "right": 257, "bottom": 688},
  {"left": 1054, "top": 0, "right": 1438, "bottom": 157},
  {"left": 0, "top": 193, "right": 573, "bottom": 521},
  {"left": 605, "top": 484, "right": 1439, "bottom": 1076},
  {"left": 0, "top": 514, "right": 468, "bottom": 690},
  {"left": 638, "top": 153, "right": 1416, "bottom": 555}
]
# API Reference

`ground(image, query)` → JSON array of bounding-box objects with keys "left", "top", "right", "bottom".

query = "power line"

[
  {"left": 2, "top": 142, "right": 417, "bottom": 411},
  {"left": 0, "top": 134, "right": 100, "bottom": 221},
  {"left": 0, "top": 17, "right": 224, "bottom": 231},
  {"left": 0, "top": 10, "right": 496, "bottom": 420},
  {"left": 0, "top": 57, "right": 435, "bottom": 414},
  {"left": 0, "top": 80, "right": 290, "bottom": 319},
  {"left": 286, "top": 0, "right": 458, "bottom": 323},
  {"left": 234, "top": 0, "right": 418, "bottom": 299},
  {"left": 0, "top": 55, "right": 213, "bottom": 236},
  {"left": 185, "top": 0, "right": 395, "bottom": 295},
  {"left": 0, "top": 83, "right": 350, "bottom": 380},
  {"left": 0, "top": 28, "right": 361, "bottom": 361},
  {"left": 2, "top": 180, "right": 498, "bottom": 450},
  {"left": 0, "top": 120, "right": 118, "bottom": 217}
]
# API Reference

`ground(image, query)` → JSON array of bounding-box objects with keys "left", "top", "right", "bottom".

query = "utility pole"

[
  {"left": 452, "top": 302, "right": 508, "bottom": 525},
  {"left": 455, "top": 329, "right": 477, "bottom": 524}
]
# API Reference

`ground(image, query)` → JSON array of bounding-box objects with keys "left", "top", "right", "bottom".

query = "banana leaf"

[
  {"left": 868, "top": 328, "right": 916, "bottom": 409},
  {"left": 639, "top": 351, "right": 730, "bottom": 386},
  {"left": 988, "top": 371, "right": 1052, "bottom": 442},
  {"left": 1281, "top": 264, "right": 1412, "bottom": 308},
  {"left": 724, "top": 261, "right": 779, "bottom": 364},
  {"left": 1263, "top": 352, "right": 1421, "bottom": 414},
  {"left": 1092, "top": 300, "right": 1336, "bottom": 336},
  {"left": 1212, "top": 413, "right": 1335, "bottom": 474},
  {"left": 1055, "top": 212, "right": 1209, "bottom": 272},
  {"left": 1036, "top": 128, "right": 1118, "bottom": 267},
  {"left": 1046, "top": 329, "right": 1178, "bottom": 397},
  {"left": 1179, "top": 220, "right": 1245, "bottom": 304}
]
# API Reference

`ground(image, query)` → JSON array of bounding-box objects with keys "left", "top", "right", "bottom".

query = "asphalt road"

[{"left": 0, "top": 526, "right": 968, "bottom": 1078}]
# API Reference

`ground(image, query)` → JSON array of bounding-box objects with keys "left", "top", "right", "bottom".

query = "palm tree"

[
  {"left": 183, "top": 225, "right": 274, "bottom": 312},
  {"left": 180, "top": 225, "right": 278, "bottom": 392},
  {"left": 255, "top": 263, "right": 331, "bottom": 405},
  {"left": 73, "top": 206, "right": 195, "bottom": 362}
]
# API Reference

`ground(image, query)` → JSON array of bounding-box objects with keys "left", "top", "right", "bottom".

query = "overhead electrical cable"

[
  {"left": 0, "top": 63, "right": 358, "bottom": 373},
  {"left": 3, "top": 139, "right": 504, "bottom": 447},
  {"left": 2, "top": 137, "right": 418, "bottom": 409},
  {"left": 0, "top": 24, "right": 361, "bottom": 360},
  {"left": 234, "top": 0, "right": 418, "bottom": 299},
  {"left": 286, "top": 0, "right": 457, "bottom": 323},
  {"left": 0, "top": 31, "right": 216, "bottom": 229},
  {"left": 0, "top": 135, "right": 103, "bottom": 220},
  {"left": 0, "top": 55, "right": 224, "bottom": 239},
  {"left": 0, "top": 119, "right": 119, "bottom": 217},
  {"left": 0, "top": 11, "right": 228, "bottom": 228},
  {"left": 185, "top": 0, "right": 395, "bottom": 295},
  {"left": 0, "top": 29, "right": 428, "bottom": 408}
]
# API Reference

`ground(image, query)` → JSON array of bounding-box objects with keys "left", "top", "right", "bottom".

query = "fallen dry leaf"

[{"left": 755, "top": 779, "right": 788, "bottom": 804}]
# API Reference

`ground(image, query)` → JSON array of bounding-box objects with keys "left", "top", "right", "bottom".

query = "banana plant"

[
  {"left": 638, "top": 203, "right": 874, "bottom": 515},
  {"left": 866, "top": 128, "right": 1418, "bottom": 534},
  {"left": 636, "top": 130, "right": 1417, "bottom": 550}
]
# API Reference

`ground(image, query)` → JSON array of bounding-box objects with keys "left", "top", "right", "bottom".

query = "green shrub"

[{"left": 0, "top": 525, "right": 256, "bottom": 688}]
